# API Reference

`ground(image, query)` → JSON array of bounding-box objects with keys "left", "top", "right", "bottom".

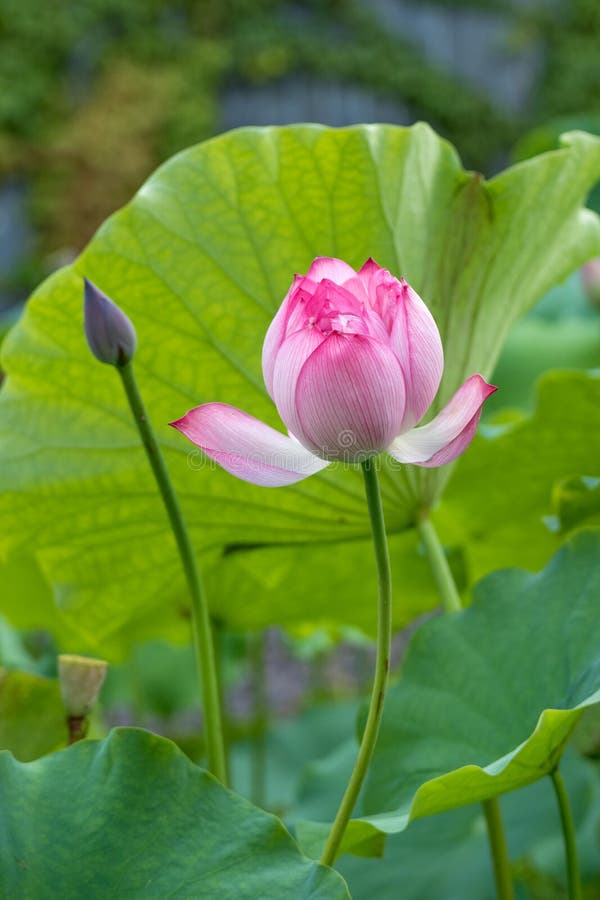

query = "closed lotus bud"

[
  {"left": 83, "top": 278, "right": 137, "bottom": 366},
  {"left": 581, "top": 258, "right": 600, "bottom": 309},
  {"left": 58, "top": 654, "right": 108, "bottom": 718}
]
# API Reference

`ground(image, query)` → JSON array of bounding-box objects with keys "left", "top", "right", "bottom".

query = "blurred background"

[
  {"left": 0, "top": 0, "right": 599, "bottom": 317},
  {"left": 1, "top": 5, "right": 600, "bottom": 895}
]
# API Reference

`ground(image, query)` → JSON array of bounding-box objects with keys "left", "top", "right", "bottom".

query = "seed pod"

[{"left": 58, "top": 654, "right": 108, "bottom": 717}]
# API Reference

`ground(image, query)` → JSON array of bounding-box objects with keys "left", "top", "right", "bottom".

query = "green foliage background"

[{"left": 1, "top": 0, "right": 600, "bottom": 300}]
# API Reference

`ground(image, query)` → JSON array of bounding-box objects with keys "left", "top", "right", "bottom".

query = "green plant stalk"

[
  {"left": 249, "top": 629, "right": 268, "bottom": 808},
  {"left": 320, "top": 457, "right": 392, "bottom": 867},
  {"left": 118, "top": 361, "right": 227, "bottom": 784},
  {"left": 416, "top": 517, "right": 461, "bottom": 612},
  {"left": 212, "top": 619, "right": 230, "bottom": 784},
  {"left": 550, "top": 768, "right": 582, "bottom": 900},
  {"left": 419, "top": 516, "right": 514, "bottom": 900},
  {"left": 482, "top": 798, "right": 515, "bottom": 900}
]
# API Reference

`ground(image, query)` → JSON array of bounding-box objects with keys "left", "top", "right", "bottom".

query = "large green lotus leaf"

[
  {"left": 0, "top": 549, "right": 91, "bottom": 648},
  {"left": 0, "top": 544, "right": 194, "bottom": 657},
  {"left": 0, "top": 669, "right": 67, "bottom": 761},
  {"left": 551, "top": 475, "right": 600, "bottom": 534},
  {"left": 294, "top": 739, "right": 600, "bottom": 894},
  {"left": 337, "top": 752, "right": 600, "bottom": 899},
  {"left": 0, "top": 617, "right": 38, "bottom": 672},
  {"left": 0, "top": 727, "right": 349, "bottom": 899},
  {"left": 437, "top": 370, "right": 600, "bottom": 583},
  {"left": 1, "top": 125, "right": 599, "bottom": 651},
  {"left": 205, "top": 529, "right": 445, "bottom": 635},
  {"left": 296, "top": 531, "right": 600, "bottom": 857}
]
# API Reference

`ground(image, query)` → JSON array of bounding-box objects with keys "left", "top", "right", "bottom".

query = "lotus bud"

[
  {"left": 172, "top": 256, "right": 496, "bottom": 486},
  {"left": 83, "top": 278, "right": 137, "bottom": 366},
  {"left": 581, "top": 258, "right": 600, "bottom": 309},
  {"left": 58, "top": 654, "right": 108, "bottom": 718}
]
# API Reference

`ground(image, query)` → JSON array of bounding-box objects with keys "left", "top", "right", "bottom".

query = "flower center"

[{"left": 312, "top": 309, "right": 369, "bottom": 335}]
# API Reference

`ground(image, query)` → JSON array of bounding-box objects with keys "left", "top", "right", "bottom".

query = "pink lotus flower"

[{"left": 171, "top": 257, "right": 496, "bottom": 486}]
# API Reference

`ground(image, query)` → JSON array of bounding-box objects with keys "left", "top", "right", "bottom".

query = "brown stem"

[{"left": 67, "top": 715, "right": 88, "bottom": 745}]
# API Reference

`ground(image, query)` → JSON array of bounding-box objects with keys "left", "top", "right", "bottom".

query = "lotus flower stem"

[
  {"left": 416, "top": 517, "right": 461, "bottom": 612},
  {"left": 420, "top": 515, "right": 514, "bottom": 899},
  {"left": 320, "top": 457, "right": 392, "bottom": 867},
  {"left": 550, "top": 768, "right": 582, "bottom": 900},
  {"left": 118, "top": 361, "right": 227, "bottom": 785}
]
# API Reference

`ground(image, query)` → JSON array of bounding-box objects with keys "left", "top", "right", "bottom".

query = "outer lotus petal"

[
  {"left": 294, "top": 333, "right": 406, "bottom": 460},
  {"left": 262, "top": 274, "right": 304, "bottom": 399},
  {"left": 357, "top": 261, "right": 444, "bottom": 429},
  {"left": 170, "top": 403, "right": 329, "bottom": 487},
  {"left": 272, "top": 326, "right": 326, "bottom": 438},
  {"left": 305, "top": 256, "right": 357, "bottom": 284},
  {"left": 387, "top": 374, "right": 497, "bottom": 468},
  {"left": 388, "top": 280, "right": 444, "bottom": 430}
]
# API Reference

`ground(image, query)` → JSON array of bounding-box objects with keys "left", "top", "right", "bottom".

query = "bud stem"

[
  {"left": 418, "top": 515, "right": 514, "bottom": 900},
  {"left": 117, "top": 361, "right": 227, "bottom": 784},
  {"left": 320, "top": 457, "right": 392, "bottom": 866}
]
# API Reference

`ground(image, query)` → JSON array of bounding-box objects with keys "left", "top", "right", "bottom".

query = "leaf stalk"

[
  {"left": 482, "top": 798, "right": 515, "bottom": 900},
  {"left": 550, "top": 767, "right": 582, "bottom": 900},
  {"left": 419, "top": 515, "right": 514, "bottom": 900},
  {"left": 416, "top": 516, "right": 461, "bottom": 612}
]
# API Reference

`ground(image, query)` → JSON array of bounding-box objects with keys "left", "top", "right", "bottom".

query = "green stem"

[
  {"left": 550, "top": 768, "right": 582, "bottom": 900},
  {"left": 212, "top": 619, "right": 230, "bottom": 784},
  {"left": 118, "top": 361, "right": 227, "bottom": 784},
  {"left": 419, "top": 516, "right": 514, "bottom": 900},
  {"left": 483, "top": 798, "right": 515, "bottom": 900},
  {"left": 320, "top": 457, "right": 392, "bottom": 867},
  {"left": 416, "top": 517, "right": 461, "bottom": 612},
  {"left": 249, "top": 630, "right": 268, "bottom": 808}
]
